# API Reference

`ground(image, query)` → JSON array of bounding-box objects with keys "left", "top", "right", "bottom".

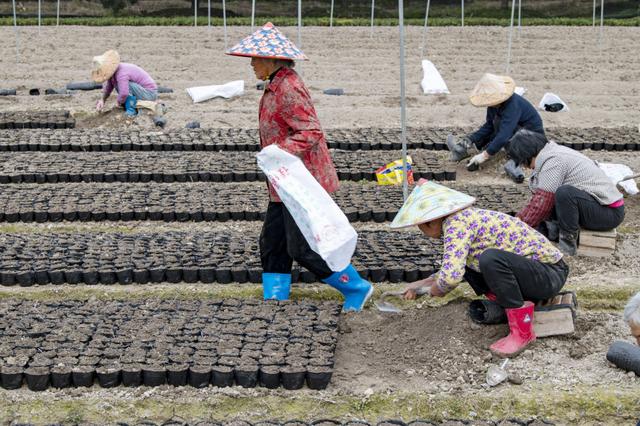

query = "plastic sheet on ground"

[
  {"left": 598, "top": 162, "right": 639, "bottom": 195},
  {"left": 538, "top": 92, "right": 569, "bottom": 112},
  {"left": 420, "top": 60, "right": 449, "bottom": 95},
  {"left": 187, "top": 80, "right": 244, "bottom": 103}
]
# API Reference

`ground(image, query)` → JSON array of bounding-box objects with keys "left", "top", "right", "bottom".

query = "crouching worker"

[
  {"left": 391, "top": 181, "right": 568, "bottom": 357},
  {"left": 447, "top": 73, "right": 544, "bottom": 183},
  {"left": 226, "top": 23, "right": 372, "bottom": 311},
  {"left": 624, "top": 292, "right": 640, "bottom": 346},
  {"left": 507, "top": 129, "right": 625, "bottom": 256},
  {"left": 92, "top": 50, "right": 160, "bottom": 118}
]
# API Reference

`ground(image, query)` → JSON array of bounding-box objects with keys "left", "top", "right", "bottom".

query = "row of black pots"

[
  {"left": 0, "top": 209, "right": 265, "bottom": 223},
  {"left": 0, "top": 364, "right": 332, "bottom": 391}
]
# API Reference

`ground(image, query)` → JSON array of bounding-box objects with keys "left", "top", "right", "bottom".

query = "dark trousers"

[
  {"left": 464, "top": 249, "right": 569, "bottom": 309},
  {"left": 260, "top": 202, "right": 333, "bottom": 279},
  {"left": 554, "top": 185, "right": 625, "bottom": 234}
]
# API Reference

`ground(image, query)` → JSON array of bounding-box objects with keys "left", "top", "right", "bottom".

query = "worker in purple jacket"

[{"left": 91, "top": 50, "right": 158, "bottom": 117}]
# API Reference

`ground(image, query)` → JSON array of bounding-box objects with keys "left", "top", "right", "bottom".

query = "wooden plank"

[
  {"left": 534, "top": 309, "right": 575, "bottom": 337},
  {"left": 561, "top": 292, "right": 574, "bottom": 306},
  {"left": 577, "top": 245, "right": 615, "bottom": 257},
  {"left": 579, "top": 229, "right": 617, "bottom": 249}
]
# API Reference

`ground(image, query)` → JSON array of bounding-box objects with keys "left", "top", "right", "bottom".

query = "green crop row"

[{"left": 0, "top": 16, "right": 638, "bottom": 26}]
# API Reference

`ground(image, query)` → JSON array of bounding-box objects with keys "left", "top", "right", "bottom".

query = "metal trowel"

[{"left": 374, "top": 285, "right": 432, "bottom": 313}]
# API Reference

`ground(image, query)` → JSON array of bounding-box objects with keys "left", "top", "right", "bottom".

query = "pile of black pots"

[
  {"left": 0, "top": 298, "right": 340, "bottom": 391},
  {"left": 0, "top": 111, "right": 75, "bottom": 129}
]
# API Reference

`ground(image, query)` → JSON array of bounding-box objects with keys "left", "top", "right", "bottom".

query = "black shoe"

[{"left": 559, "top": 231, "right": 578, "bottom": 256}]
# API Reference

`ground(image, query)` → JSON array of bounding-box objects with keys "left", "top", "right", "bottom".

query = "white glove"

[
  {"left": 467, "top": 151, "right": 490, "bottom": 168},
  {"left": 96, "top": 99, "right": 104, "bottom": 112}
]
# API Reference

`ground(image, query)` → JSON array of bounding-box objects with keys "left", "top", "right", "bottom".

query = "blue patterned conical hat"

[
  {"left": 390, "top": 181, "right": 476, "bottom": 229},
  {"left": 226, "top": 22, "right": 308, "bottom": 61}
]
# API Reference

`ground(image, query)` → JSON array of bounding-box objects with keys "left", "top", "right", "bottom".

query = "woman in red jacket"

[{"left": 226, "top": 23, "right": 372, "bottom": 311}]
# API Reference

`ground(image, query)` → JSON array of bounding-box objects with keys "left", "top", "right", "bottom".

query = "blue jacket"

[{"left": 469, "top": 93, "right": 544, "bottom": 155}]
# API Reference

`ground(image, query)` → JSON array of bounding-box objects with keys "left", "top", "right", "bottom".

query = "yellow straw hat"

[
  {"left": 469, "top": 73, "right": 516, "bottom": 107},
  {"left": 91, "top": 50, "right": 120, "bottom": 84},
  {"left": 390, "top": 181, "right": 476, "bottom": 229}
]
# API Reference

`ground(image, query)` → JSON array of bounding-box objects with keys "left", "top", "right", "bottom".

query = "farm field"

[{"left": 0, "top": 24, "right": 639, "bottom": 425}]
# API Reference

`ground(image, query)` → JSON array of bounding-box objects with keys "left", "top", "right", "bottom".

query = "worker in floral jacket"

[
  {"left": 392, "top": 180, "right": 569, "bottom": 357},
  {"left": 226, "top": 22, "right": 372, "bottom": 311}
]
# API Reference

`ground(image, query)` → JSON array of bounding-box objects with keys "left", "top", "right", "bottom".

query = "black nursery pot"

[
  {"left": 72, "top": 366, "right": 95, "bottom": 387},
  {"left": 121, "top": 364, "right": 143, "bottom": 387},
  {"left": 212, "top": 366, "right": 234, "bottom": 387},
  {"left": 24, "top": 367, "right": 50, "bottom": 391},
  {"left": 1, "top": 366, "right": 23, "bottom": 389},
  {"left": 143, "top": 365, "right": 166, "bottom": 387},
  {"left": 50, "top": 366, "right": 72, "bottom": 389},
  {"left": 234, "top": 365, "right": 259, "bottom": 388},
  {"left": 167, "top": 364, "right": 189, "bottom": 387},
  {"left": 188, "top": 365, "right": 212, "bottom": 388},
  {"left": 281, "top": 366, "right": 306, "bottom": 390},
  {"left": 306, "top": 367, "right": 333, "bottom": 390},
  {"left": 259, "top": 366, "right": 281, "bottom": 389},
  {"left": 97, "top": 367, "right": 121, "bottom": 388}
]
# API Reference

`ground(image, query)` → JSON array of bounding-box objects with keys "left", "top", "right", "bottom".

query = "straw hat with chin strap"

[
  {"left": 91, "top": 50, "right": 120, "bottom": 84},
  {"left": 469, "top": 73, "right": 516, "bottom": 108}
]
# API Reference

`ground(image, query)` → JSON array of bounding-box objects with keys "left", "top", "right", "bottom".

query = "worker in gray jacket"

[
  {"left": 507, "top": 129, "right": 625, "bottom": 255},
  {"left": 447, "top": 73, "right": 544, "bottom": 183}
]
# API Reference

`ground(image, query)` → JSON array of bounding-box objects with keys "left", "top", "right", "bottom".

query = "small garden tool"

[{"left": 374, "top": 285, "right": 432, "bottom": 313}]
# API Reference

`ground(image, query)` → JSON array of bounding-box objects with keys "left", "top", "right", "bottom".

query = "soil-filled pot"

[
  {"left": 259, "top": 366, "right": 281, "bottom": 389},
  {"left": 121, "top": 364, "right": 143, "bottom": 387},
  {"left": 1, "top": 366, "right": 23, "bottom": 389},
  {"left": 72, "top": 366, "right": 95, "bottom": 387},
  {"left": 143, "top": 365, "right": 166, "bottom": 387},
  {"left": 281, "top": 365, "right": 306, "bottom": 390},
  {"left": 212, "top": 366, "right": 234, "bottom": 387},
  {"left": 50, "top": 366, "right": 72, "bottom": 388},
  {"left": 96, "top": 366, "right": 121, "bottom": 388},
  {"left": 24, "top": 367, "right": 50, "bottom": 391},
  {"left": 188, "top": 365, "right": 212, "bottom": 388},
  {"left": 234, "top": 364, "right": 259, "bottom": 388},
  {"left": 306, "top": 366, "right": 333, "bottom": 390},
  {"left": 167, "top": 364, "right": 189, "bottom": 387}
]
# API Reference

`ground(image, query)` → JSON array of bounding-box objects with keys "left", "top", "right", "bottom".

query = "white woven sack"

[
  {"left": 421, "top": 60, "right": 450, "bottom": 95},
  {"left": 257, "top": 145, "right": 357, "bottom": 271}
]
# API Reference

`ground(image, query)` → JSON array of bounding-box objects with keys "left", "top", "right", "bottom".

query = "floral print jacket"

[
  {"left": 435, "top": 208, "right": 563, "bottom": 293},
  {"left": 259, "top": 67, "right": 339, "bottom": 202}
]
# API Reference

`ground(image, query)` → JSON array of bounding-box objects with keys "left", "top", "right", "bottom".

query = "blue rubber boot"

[
  {"left": 124, "top": 95, "right": 138, "bottom": 117},
  {"left": 322, "top": 265, "right": 373, "bottom": 312},
  {"left": 262, "top": 273, "right": 291, "bottom": 301}
]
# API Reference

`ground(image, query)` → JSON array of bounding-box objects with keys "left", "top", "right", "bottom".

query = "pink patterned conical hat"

[{"left": 226, "top": 22, "right": 308, "bottom": 61}]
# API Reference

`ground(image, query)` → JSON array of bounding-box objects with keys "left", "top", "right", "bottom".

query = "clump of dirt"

[{"left": 333, "top": 303, "right": 635, "bottom": 394}]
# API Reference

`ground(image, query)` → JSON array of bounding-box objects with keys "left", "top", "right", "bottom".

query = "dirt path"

[{"left": 0, "top": 26, "right": 639, "bottom": 130}]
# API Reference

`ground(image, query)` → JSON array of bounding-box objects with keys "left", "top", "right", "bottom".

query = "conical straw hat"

[
  {"left": 91, "top": 50, "right": 120, "bottom": 83},
  {"left": 226, "top": 22, "right": 308, "bottom": 61},
  {"left": 469, "top": 73, "right": 516, "bottom": 107},
  {"left": 390, "top": 181, "right": 476, "bottom": 229}
]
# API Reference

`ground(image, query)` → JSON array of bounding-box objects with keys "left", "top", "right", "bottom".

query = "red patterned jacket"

[{"left": 259, "top": 67, "right": 339, "bottom": 202}]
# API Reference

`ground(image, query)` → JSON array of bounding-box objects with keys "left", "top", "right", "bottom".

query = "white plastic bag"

[
  {"left": 421, "top": 60, "right": 450, "bottom": 95},
  {"left": 514, "top": 86, "right": 527, "bottom": 97},
  {"left": 186, "top": 80, "right": 244, "bottom": 103},
  {"left": 598, "top": 162, "right": 639, "bottom": 195},
  {"left": 538, "top": 92, "right": 569, "bottom": 112},
  {"left": 257, "top": 145, "right": 357, "bottom": 271}
]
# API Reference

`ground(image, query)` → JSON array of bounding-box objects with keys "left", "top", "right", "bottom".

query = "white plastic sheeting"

[
  {"left": 420, "top": 60, "right": 449, "bottom": 95},
  {"left": 514, "top": 86, "right": 527, "bottom": 96},
  {"left": 598, "top": 163, "right": 639, "bottom": 195},
  {"left": 538, "top": 92, "right": 569, "bottom": 112},
  {"left": 187, "top": 80, "right": 244, "bottom": 103}
]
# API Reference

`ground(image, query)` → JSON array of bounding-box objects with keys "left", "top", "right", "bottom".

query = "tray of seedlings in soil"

[
  {"left": 0, "top": 298, "right": 340, "bottom": 391},
  {"left": 0, "top": 182, "right": 527, "bottom": 224},
  {"left": 0, "top": 150, "right": 454, "bottom": 184},
  {"left": 0, "top": 126, "right": 637, "bottom": 152},
  {"left": 0, "top": 111, "right": 75, "bottom": 129},
  {"left": 0, "top": 230, "right": 441, "bottom": 287}
]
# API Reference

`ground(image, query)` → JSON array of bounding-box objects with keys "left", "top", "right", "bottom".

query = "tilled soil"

[
  {"left": 333, "top": 303, "right": 638, "bottom": 394},
  {"left": 0, "top": 26, "right": 638, "bottom": 130}
]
